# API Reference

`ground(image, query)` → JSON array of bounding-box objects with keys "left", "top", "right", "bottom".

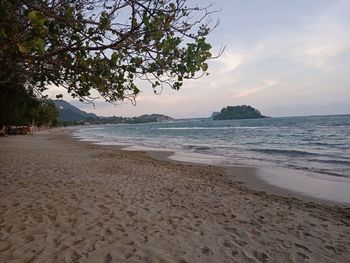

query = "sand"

[{"left": 0, "top": 129, "right": 349, "bottom": 263}]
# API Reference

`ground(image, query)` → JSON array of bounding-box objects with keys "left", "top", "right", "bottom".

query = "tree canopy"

[
  {"left": 0, "top": 83, "right": 59, "bottom": 126},
  {"left": 214, "top": 105, "right": 267, "bottom": 120},
  {"left": 1, "top": 0, "right": 216, "bottom": 105}
]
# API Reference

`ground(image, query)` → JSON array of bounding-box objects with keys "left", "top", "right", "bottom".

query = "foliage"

[
  {"left": 53, "top": 100, "right": 173, "bottom": 124},
  {"left": 86, "top": 113, "right": 174, "bottom": 124},
  {"left": 120, "top": 114, "right": 173, "bottom": 124},
  {"left": 213, "top": 105, "right": 267, "bottom": 120},
  {"left": 34, "top": 100, "right": 59, "bottom": 127},
  {"left": 0, "top": 83, "right": 58, "bottom": 126},
  {"left": 0, "top": 84, "right": 38, "bottom": 126},
  {"left": 57, "top": 120, "right": 86, "bottom": 127},
  {"left": 1, "top": 0, "right": 216, "bottom": 104}
]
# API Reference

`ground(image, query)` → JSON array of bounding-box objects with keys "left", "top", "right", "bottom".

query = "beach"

[{"left": 0, "top": 129, "right": 349, "bottom": 263}]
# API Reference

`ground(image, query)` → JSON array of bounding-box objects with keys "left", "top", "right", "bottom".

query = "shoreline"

[
  {"left": 146, "top": 150, "right": 350, "bottom": 207},
  {"left": 73, "top": 127, "right": 350, "bottom": 207},
  {"left": 1, "top": 129, "right": 349, "bottom": 262},
  {"left": 145, "top": 149, "right": 350, "bottom": 207}
]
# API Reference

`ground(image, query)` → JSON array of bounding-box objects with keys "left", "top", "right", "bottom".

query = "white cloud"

[
  {"left": 232, "top": 79, "right": 277, "bottom": 98},
  {"left": 218, "top": 1, "right": 350, "bottom": 72},
  {"left": 279, "top": 1, "right": 350, "bottom": 70},
  {"left": 216, "top": 50, "right": 245, "bottom": 73}
]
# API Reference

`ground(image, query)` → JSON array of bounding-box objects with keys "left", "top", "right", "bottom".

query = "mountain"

[
  {"left": 53, "top": 100, "right": 175, "bottom": 124},
  {"left": 95, "top": 114, "right": 175, "bottom": 124},
  {"left": 128, "top": 114, "right": 175, "bottom": 123},
  {"left": 213, "top": 105, "right": 267, "bottom": 120},
  {"left": 53, "top": 100, "right": 98, "bottom": 122}
]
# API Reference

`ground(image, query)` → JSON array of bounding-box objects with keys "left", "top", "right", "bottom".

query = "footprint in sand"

[
  {"left": 5, "top": 225, "right": 13, "bottom": 233},
  {"left": 24, "top": 235, "right": 34, "bottom": 242},
  {"left": 295, "top": 251, "right": 309, "bottom": 263},
  {"left": 126, "top": 211, "right": 136, "bottom": 217},
  {"left": 201, "top": 246, "right": 213, "bottom": 256},
  {"left": 253, "top": 250, "right": 269, "bottom": 263},
  {"left": 221, "top": 240, "right": 233, "bottom": 248},
  {"left": 0, "top": 240, "right": 11, "bottom": 252},
  {"left": 104, "top": 252, "right": 112, "bottom": 263},
  {"left": 294, "top": 242, "right": 312, "bottom": 254}
]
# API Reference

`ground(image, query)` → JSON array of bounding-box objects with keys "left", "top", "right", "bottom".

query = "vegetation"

[
  {"left": 213, "top": 105, "right": 266, "bottom": 120},
  {"left": 210, "top": 112, "right": 220, "bottom": 119},
  {"left": 1, "top": 0, "right": 215, "bottom": 109},
  {"left": 34, "top": 100, "right": 59, "bottom": 127},
  {"left": 102, "top": 114, "right": 174, "bottom": 124},
  {"left": 54, "top": 100, "right": 173, "bottom": 125},
  {"left": 0, "top": 86, "right": 59, "bottom": 127}
]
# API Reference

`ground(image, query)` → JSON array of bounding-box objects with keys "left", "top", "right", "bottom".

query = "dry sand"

[{"left": 0, "top": 129, "right": 349, "bottom": 263}]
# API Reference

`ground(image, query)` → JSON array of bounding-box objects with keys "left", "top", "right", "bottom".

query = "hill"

[
  {"left": 213, "top": 105, "right": 267, "bottom": 120},
  {"left": 53, "top": 100, "right": 98, "bottom": 122},
  {"left": 53, "top": 100, "right": 175, "bottom": 124},
  {"left": 127, "top": 114, "right": 175, "bottom": 124},
  {"left": 94, "top": 114, "right": 175, "bottom": 124}
]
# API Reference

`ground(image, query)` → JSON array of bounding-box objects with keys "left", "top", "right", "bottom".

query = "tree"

[
  {"left": 0, "top": 0, "right": 217, "bottom": 104},
  {"left": 0, "top": 83, "right": 39, "bottom": 126},
  {"left": 33, "top": 100, "right": 59, "bottom": 127},
  {"left": 213, "top": 105, "right": 267, "bottom": 120}
]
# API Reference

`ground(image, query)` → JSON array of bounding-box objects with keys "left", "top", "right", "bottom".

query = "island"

[
  {"left": 213, "top": 105, "right": 267, "bottom": 120},
  {"left": 53, "top": 100, "right": 175, "bottom": 125}
]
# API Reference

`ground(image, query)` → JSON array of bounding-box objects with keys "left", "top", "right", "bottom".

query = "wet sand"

[{"left": 0, "top": 129, "right": 349, "bottom": 262}]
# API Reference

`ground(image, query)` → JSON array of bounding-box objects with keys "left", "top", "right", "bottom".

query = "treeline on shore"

[
  {"left": 0, "top": 87, "right": 175, "bottom": 132},
  {"left": 0, "top": 86, "right": 59, "bottom": 129}
]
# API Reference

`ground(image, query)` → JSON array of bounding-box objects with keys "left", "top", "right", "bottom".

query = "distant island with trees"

[
  {"left": 53, "top": 100, "right": 175, "bottom": 126},
  {"left": 213, "top": 105, "right": 267, "bottom": 120}
]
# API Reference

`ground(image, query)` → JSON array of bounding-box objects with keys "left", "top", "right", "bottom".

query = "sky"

[{"left": 46, "top": 0, "right": 350, "bottom": 118}]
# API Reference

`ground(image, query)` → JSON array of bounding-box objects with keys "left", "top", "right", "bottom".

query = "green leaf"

[
  {"left": 28, "top": 11, "right": 46, "bottom": 26},
  {"left": 28, "top": 11, "right": 39, "bottom": 21},
  {"left": 0, "top": 28, "right": 7, "bottom": 38},
  {"left": 35, "top": 38, "right": 45, "bottom": 54},
  {"left": 132, "top": 57, "right": 143, "bottom": 67},
  {"left": 111, "top": 52, "right": 119, "bottom": 62},
  {"left": 18, "top": 43, "right": 29, "bottom": 54}
]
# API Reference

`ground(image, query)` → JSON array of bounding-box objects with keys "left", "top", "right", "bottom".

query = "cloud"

[
  {"left": 273, "top": 1, "right": 350, "bottom": 70},
  {"left": 298, "top": 11, "right": 350, "bottom": 70},
  {"left": 216, "top": 1, "right": 350, "bottom": 72},
  {"left": 216, "top": 50, "right": 245, "bottom": 73},
  {"left": 233, "top": 79, "right": 277, "bottom": 98}
]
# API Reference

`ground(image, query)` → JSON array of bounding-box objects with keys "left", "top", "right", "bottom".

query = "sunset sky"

[{"left": 46, "top": 0, "right": 350, "bottom": 118}]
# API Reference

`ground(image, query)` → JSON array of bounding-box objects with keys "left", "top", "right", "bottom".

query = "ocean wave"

[
  {"left": 84, "top": 127, "right": 105, "bottom": 131},
  {"left": 315, "top": 169, "right": 350, "bottom": 178},
  {"left": 158, "top": 126, "right": 266, "bottom": 130},
  {"left": 249, "top": 148, "right": 350, "bottom": 161},
  {"left": 249, "top": 148, "right": 321, "bottom": 157},
  {"left": 185, "top": 145, "right": 212, "bottom": 151},
  {"left": 301, "top": 142, "right": 340, "bottom": 147},
  {"left": 307, "top": 158, "right": 350, "bottom": 165},
  {"left": 285, "top": 164, "right": 349, "bottom": 178}
]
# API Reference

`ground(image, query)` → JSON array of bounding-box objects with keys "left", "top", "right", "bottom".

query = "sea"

[{"left": 73, "top": 115, "right": 350, "bottom": 204}]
